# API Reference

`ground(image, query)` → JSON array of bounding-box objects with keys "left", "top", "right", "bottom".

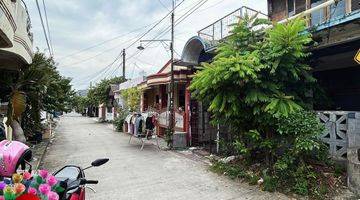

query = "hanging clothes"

[
  {"left": 125, "top": 114, "right": 132, "bottom": 133},
  {"left": 134, "top": 114, "right": 144, "bottom": 136},
  {"left": 141, "top": 113, "right": 148, "bottom": 133},
  {"left": 130, "top": 114, "right": 137, "bottom": 135},
  {"left": 145, "top": 116, "right": 154, "bottom": 130}
]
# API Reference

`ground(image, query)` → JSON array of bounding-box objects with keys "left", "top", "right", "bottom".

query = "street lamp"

[
  {"left": 137, "top": 0, "right": 176, "bottom": 146},
  {"left": 137, "top": 43, "right": 145, "bottom": 51}
]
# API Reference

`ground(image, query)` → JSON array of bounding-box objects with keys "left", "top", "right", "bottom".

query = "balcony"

[
  {"left": 198, "top": 6, "right": 268, "bottom": 45},
  {"left": 0, "top": 0, "right": 16, "bottom": 48},
  {"left": 181, "top": 1, "right": 359, "bottom": 66},
  {"left": 278, "top": 0, "right": 360, "bottom": 31},
  {"left": 0, "top": 0, "right": 33, "bottom": 70},
  {"left": 181, "top": 6, "right": 267, "bottom": 65}
]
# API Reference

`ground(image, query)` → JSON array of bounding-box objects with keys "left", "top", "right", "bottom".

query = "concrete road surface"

[{"left": 42, "top": 113, "right": 289, "bottom": 200}]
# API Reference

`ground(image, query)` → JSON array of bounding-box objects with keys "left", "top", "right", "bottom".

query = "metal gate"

[{"left": 190, "top": 100, "right": 218, "bottom": 153}]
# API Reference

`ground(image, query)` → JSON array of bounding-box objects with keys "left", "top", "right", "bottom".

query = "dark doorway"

[{"left": 314, "top": 66, "right": 360, "bottom": 111}]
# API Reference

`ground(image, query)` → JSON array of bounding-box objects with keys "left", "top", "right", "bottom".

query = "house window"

[
  {"left": 311, "top": 0, "right": 325, "bottom": 26},
  {"left": 288, "top": 0, "right": 295, "bottom": 16},
  {"left": 330, "top": 0, "right": 346, "bottom": 20},
  {"left": 295, "top": 0, "right": 306, "bottom": 14}
]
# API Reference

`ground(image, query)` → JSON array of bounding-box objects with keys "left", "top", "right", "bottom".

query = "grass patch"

[{"left": 209, "top": 159, "right": 347, "bottom": 199}]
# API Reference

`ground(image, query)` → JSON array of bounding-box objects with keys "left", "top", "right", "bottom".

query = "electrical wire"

[
  {"left": 123, "top": 0, "right": 185, "bottom": 50},
  {"left": 139, "top": 0, "right": 209, "bottom": 52},
  {"left": 196, "top": 0, "right": 225, "bottom": 13},
  {"left": 41, "top": 0, "right": 54, "bottom": 56},
  {"left": 59, "top": 34, "right": 141, "bottom": 68},
  {"left": 78, "top": 0, "right": 209, "bottom": 85},
  {"left": 84, "top": 0, "right": 187, "bottom": 82},
  {"left": 58, "top": 22, "right": 157, "bottom": 60},
  {"left": 62, "top": 0, "right": 186, "bottom": 69},
  {"left": 35, "top": 0, "right": 52, "bottom": 57},
  {"left": 124, "top": 0, "right": 209, "bottom": 78},
  {"left": 157, "top": 0, "right": 170, "bottom": 11}
]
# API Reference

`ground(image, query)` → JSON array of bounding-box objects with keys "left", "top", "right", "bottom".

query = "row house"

[
  {"left": 139, "top": 60, "right": 192, "bottom": 142},
  {"left": 266, "top": 1, "right": 360, "bottom": 194},
  {"left": 179, "top": 0, "right": 360, "bottom": 194},
  {"left": 98, "top": 84, "right": 119, "bottom": 122},
  {"left": 268, "top": 0, "right": 360, "bottom": 111},
  {"left": 0, "top": 0, "right": 33, "bottom": 122},
  {"left": 124, "top": 2, "right": 360, "bottom": 164}
]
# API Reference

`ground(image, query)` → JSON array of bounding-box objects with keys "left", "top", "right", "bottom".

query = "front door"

[{"left": 190, "top": 100, "right": 199, "bottom": 146}]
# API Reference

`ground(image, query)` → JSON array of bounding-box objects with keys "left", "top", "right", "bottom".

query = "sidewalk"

[{"left": 30, "top": 118, "right": 60, "bottom": 170}]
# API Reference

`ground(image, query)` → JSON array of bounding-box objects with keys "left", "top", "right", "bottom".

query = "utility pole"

[
  {"left": 122, "top": 49, "right": 126, "bottom": 79},
  {"left": 169, "top": 0, "right": 175, "bottom": 143},
  {"left": 136, "top": 0, "right": 176, "bottom": 146}
]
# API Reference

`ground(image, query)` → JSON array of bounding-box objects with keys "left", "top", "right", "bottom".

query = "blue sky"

[{"left": 26, "top": 0, "right": 268, "bottom": 90}]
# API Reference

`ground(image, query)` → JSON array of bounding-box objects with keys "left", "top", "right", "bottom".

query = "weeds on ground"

[{"left": 210, "top": 159, "right": 346, "bottom": 199}]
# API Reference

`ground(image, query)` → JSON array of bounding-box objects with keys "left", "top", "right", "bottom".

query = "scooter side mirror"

[{"left": 91, "top": 158, "right": 109, "bottom": 167}]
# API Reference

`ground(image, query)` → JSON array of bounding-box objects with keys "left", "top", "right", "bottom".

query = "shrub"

[
  {"left": 113, "top": 109, "right": 128, "bottom": 132},
  {"left": 262, "top": 171, "right": 278, "bottom": 192},
  {"left": 190, "top": 15, "right": 333, "bottom": 197}
]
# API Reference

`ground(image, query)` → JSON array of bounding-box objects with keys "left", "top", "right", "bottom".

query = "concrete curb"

[
  {"left": 33, "top": 118, "right": 61, "bottom": 170},
  {"left": 34, "top": 139, "right": 51, "bottom": 170}
]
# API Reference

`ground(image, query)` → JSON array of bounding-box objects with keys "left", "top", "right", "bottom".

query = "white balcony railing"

[
  {"left": 279, "top": 0, "right": 359, "bottom": 30},
  {"left": 197, "top": 6, "right": 268, "bottom": 42}
]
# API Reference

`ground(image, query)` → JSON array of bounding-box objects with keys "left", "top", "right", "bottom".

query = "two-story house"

[
  {"left": 268, "top": 0, "right": 360, "bottom": 111},
  {"left": 180, "top": 0, "right": 359, "bottom": 194},
  {"left": 0, "top": 0, "right": 33, "bottom": 116}
]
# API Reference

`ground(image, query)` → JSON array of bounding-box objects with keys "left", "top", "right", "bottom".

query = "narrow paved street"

[{"left": 42, "top": 114, "right": 288, "bottom": 200}]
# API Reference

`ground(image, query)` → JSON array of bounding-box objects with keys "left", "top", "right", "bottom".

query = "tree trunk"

[{"left": 10, "top": 120, "right": 26, "bottom": 143}]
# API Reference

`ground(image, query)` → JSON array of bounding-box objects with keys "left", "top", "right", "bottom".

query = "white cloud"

[{"left": 26, "top": 0, "right": 268, "bottom": 90}]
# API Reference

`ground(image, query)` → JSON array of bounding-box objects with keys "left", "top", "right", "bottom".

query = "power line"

[
  {"left": 58, "top": 22, "right": 157, "bottom": 61},
  {"left": 72, "top": 53, "right": 125, "bottom": 85},
  {"left": 176, "top": 0, "right": 209, "bottom": 25},
  {"left": 137, "top": 0, "right": 209, "bottom": 54},
  {"left": 83, "top": 0, "right": 187, "bottom": 82},
  {"left": 123, "top": 0, "right": 185, "bottom": 50},
  {"left": 157, "top": 0, "right": 170, "bottom": 11},
  {"left": 125, "top": 0, "right": 210, "bottom": 78},
  {"left": 35, "top": 0, "right": 52, "bottom": 57},
  {"left": 196, "top": 0, "right": 225, "bottom": 13},
  {"left": 157, "top": 0, "right": 209, "bottom": 40},
  {"left": 124, "top": 0, "right": 209, "bottom": 77},
  {"left": 59, "top": 35, "right": 138, "bottom": 68},
  {"left": 41, "top": 0, "right": 54, "bottom": 56},
  {"left": 60, "top": 21, "right": 162, "bottom": 68},
  {"left": 76, "top": 0, "right": 202, "bottom": 85},
  {"left": 61, "top": 0, "right": 186, "bottom": 69}
]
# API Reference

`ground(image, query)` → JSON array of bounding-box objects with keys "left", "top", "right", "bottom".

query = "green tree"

[
  {"left": 191, "top": 17, "right": 315, "bottom": 124},
  {"left": 121, "top": 87, "right": 141, "bottom": 112},
  {"left": 1, "top": 51, "right": 75, "bottom": 140},
  {"left": 71, "top": 95, "right": 89, "bottom": 114},
  {"left": 87, "top": 77, "right": 126, "bottom": 106},
  {"left": 190, "top": 17, "right": 329, "bottom": 196}
]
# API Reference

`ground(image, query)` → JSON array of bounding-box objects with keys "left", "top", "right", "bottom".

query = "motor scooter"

[
  {"left": 53, "top": 158, "right": 109, "bottom": 200},
  {"left": 0, "top": 140, "right": 109, "bottom": 200}
]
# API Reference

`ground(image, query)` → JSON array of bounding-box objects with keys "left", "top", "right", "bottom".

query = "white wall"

[{"left": 0, "top": 0, "right": 33, "bottom": 65}]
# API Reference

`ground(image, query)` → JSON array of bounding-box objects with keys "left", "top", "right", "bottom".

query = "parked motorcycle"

[
  {"left": 54, "top": 158, "right": 109, "bottom": 200},
  {"left": 0, "top": 140, "right": 109, "bottom": 200}
]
